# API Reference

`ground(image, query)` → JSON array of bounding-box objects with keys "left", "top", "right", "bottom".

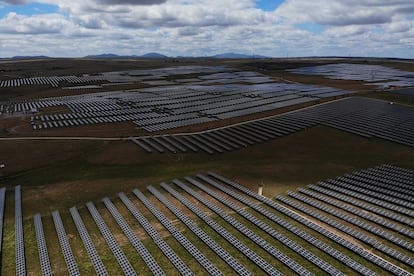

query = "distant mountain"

[
  {"left": 85, "top": 53, "right": 120, "bottom": 58},
  {"left": 11, "top": 55, "right": 50, "bottom": 60},
  {"left": 140, "top": 52, "right": 168, "bottom": 58},
  {"left": 85, "top": 53, "right": 168, "bottom": 59},
  {"left": 211, "top": 53, "right": 268, "bottom": 59},
  {"left": 84, "top": 52, "right": 268, "bottom": 59}
]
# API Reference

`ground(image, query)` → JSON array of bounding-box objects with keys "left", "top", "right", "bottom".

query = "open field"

[
  {"left": 1, "top": 125, "right": 413, "bottom": 214},
  {"left": 1, "top": 57, "right": 414, "bottom": 275}
]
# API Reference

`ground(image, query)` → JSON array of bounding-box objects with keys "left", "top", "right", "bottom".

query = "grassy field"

[{"left": 0, "top": 125, "right": 413, "bottom": 216}]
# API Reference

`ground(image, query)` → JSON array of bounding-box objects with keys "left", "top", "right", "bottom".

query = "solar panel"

[
  {"left": 118, "top": 193, "right": 194, "bottom": 275},
  {"left": 15, "top": 185, "right": 26, "bottom": 276},
  {"left": 69, "top": 207, "right": 108, "bottom": 276},
  {"left": 0, "top": 187, "right": 5, "bottom": 254},
  {"left": 102, "top": 197, "right": 165, "bottom": 275},
  {"left": 34, "top": 214, "right": 53, "bottom": 276},
  {"left": 86, "top": 202, "right": 137, "bottom": 276},
  {"left": 162, "top": 182, "right": 281, "bottom": 275},
  {"left": 132, "top": 189, "right": 224, "bottom": 276},
  {"left": 174, "top": 178, "right": 311, "bottom": 276},
  {"left": 147, "top": 185, "right": 252, "bottom": 276},
  {"left": 52, "top": 210, "right": 80, "bottom": 276}
]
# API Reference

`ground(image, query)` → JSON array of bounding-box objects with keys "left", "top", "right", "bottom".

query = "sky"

[{"left": 0, "top": 0, "right": 413, "bottom": 58}]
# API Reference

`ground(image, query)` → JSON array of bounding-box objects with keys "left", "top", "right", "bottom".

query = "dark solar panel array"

[
  {"left": 131, "top": 97, "right": 414, "bottom": 154},
  {"left": 133, "top": 189, "right": 224, "bottom": 276},
  {"left": 206, "top": 170, "right": 412, "bottom": 276},
  {"left": 159, "top": 182, "right": 281, "bottom": 275},
  {"left": 101, "top": 197, "right": 165, "bottom": 276},
  {"left": 205, "top": 172, "right": 375, "bottom": 276},
  {"left": 69, "top": 207, "right": 108, "bottom": 276},
  {"left": 172, "top": 179, "right": 311, "bottom": 276},
  {"left": 289, "top": 63, "right": 414, "bottom": 88},
  {"left": 196, "top": 174, "right": 355, "bottom": 275},
  {"left": 0, "top": 75, "right": 109, "bottom": 88},
  {"left": 331, "top": 176, "right": 414, "bottom": 210},
  {"left": 170, "top": 179, "right": 282, "bottom": 275},
  {"left": 287, "top": 191, "right": 414, "bottom": 252},
  {"left": 313, "top": 182, "right": 414, "bottom": 226},
  {"left": 298, "top": 188, "right": 414, "bottom": 239},
  {"left": 147, "top": 185, "right": 252, "bottom": 276},
  {"left": 186, "top": 175, "right": 343, "bottom": 276},
  {"left": 86, "top": 202, "right": 137, "bottom": 276},
  {"left": 34, "top": 214, "right": 53, "bottom": 276},
  {"left": 52, "top": 210, "right": 80, "bottom": 276},
  {"left": 276, "top": 195, "right": 414, "bottom": 267},
  {"left": 118, "top": 192, "right": 194, "bottom": 276},
  {"left": 1, "top": 65, "right": 352, "bottom": 131},
  {"left": 0, "top": 187, "right": 5, "bottom": 255},
  {"left": 15, "top": 185, "right": 26, "bottom": 276},
  {"left": 3, "top": 165, "right": 414, "bottom": 275},
  {"left": 393, "top": 88, "right": 414, "bottom": 97}
]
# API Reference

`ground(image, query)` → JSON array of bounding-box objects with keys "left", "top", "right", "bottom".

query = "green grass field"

[{"left": 0, "top": 125, "right": 412, "bottom": 215}]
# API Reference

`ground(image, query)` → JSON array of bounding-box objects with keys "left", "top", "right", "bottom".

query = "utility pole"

[
  {"left": 0, "top": 164, "right": 5, "bottom": 181},
  {"left": 258, "top": 179, "right": 264, "bottom": 196}
]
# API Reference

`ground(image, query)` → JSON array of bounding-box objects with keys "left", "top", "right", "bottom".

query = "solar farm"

[
  {"left": 130, "top": 97, "right": 414, "bottom": 154},
  {"left": 0, "top": 57, "right": 414, "bottom": 275},
  {"left": 0, "top": 65, "right": 351, "bottom": 133},
  {"left": 289, "top": 63, "right": 414, "bottom": 89}
]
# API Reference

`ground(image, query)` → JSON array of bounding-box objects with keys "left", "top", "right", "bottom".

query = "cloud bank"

[{"left": 0, "top": 0, "right": 413, "bottom": 58}]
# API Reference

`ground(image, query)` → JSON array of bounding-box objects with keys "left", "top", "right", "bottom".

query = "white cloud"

[
  {"left": 93, "top": 0, "right": 167, "bottom": 5},
  {"left": 0, "top": 0, "right": 413, "bottom": 58},
  {"left": 276, "top": 0, "right": 414, "bottom": 26},
  {"left": 1, "top": 0, "right": 30, "bottom": 4},
  {"left": 0, "top": 12, "right": 71, "bottom": 34}
]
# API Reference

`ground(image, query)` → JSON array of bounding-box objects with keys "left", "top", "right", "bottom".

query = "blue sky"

[
  {"left": 0, "top": 0, "right": 413, "bottom": 58},
  {"left": 0, "top": 2, "right": 58, "bottom": 17},
  {"left": 0, "top": 0, "right": 284, "bottom": 15},
  {"left": 256, "top": 0, "right": 284, "bottom": 11}
]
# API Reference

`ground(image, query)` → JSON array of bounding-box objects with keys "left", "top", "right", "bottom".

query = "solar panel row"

[
  {"left": 117, "top": 192, "right": 194, "bottom": 276},
  {"left": 34, "top": 214, "right": 53, "bottom": 276},
  {"left": 192, "top": 175, "right": 344, "bottom": 276},
  {"left": 3, "top": 165, "right": 413, "bottom": 275},
  {"left": 0, "top": 187, "right": 5, "bottom": 255},
  {"left": 132, "top": 189, "right": 224, "bottom": 276},
  {"left": 208, "top": 172, "right": 411, "bottom": 276},
  {"left": 288, "top": 191, "right": 413, "bottom": 250},
  {"left": 159, "top": 182, "right": 281, "bottom": 275},
  {"left": 1, "top": 67, "right": 352, "bottom": 131},
  {"left": 358, "top": 167, "right": 414, "bottom": 193},
  {"left": 290, "top": 63, "right": 414, "bottom": 88},
  {"left": 174, "top": 178, "right": 312, "bottom": 276},
  {"left": 298, "top": 188, "right": 414, "bottom": 239},
  {"left": 349, "top": 171, "right": 414, "bottom": 197},
  {"left": 69, "top": 207, "right": 108, "bottom": 276},
  {"left": 147, "top": 185, "right": 252, "bottom": 276},
  {"left": 0, "top": 66, "right": 234, "bottom": 90},
  {"left": 86, "top": 202, "right": 137, "bottom": 276},
  {"left": 102, "top": 197, "right": 166, "bottom": 276},
  {"left": 205, "top": 172, "right": 376, "bottom": 276},
  {"left": 15, "top": 185, "right": 26, "bottom": 276},
  {"left": 0, "top": 75, "right": 108, "bottom": 88},
  {"left": 52, "top": 210, "right": 80, "bottom": 276},
  {"left": 334, "top": 176, "right": 414, "bottom": 210},
  {"left": 315, "top": 182, "right": 414, "bottom": 226},
  {"left": 173, "top": 179, "right": 282, "bottom": 275},
  {"left": 131, "top": 97, "right": 414, "bottom": 154}
]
